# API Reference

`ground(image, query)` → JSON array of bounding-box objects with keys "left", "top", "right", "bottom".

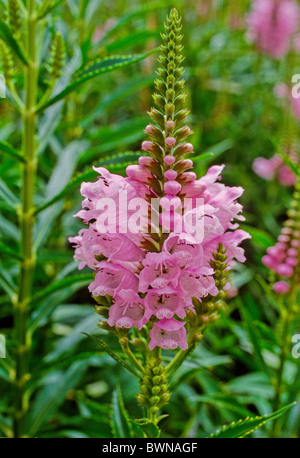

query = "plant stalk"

[{"left": 13, "top": 0, "right": 38, "bottom": 438}]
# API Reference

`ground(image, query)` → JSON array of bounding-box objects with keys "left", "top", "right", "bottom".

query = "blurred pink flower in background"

[
  {"left": 253, "top": 155, "right": 297, "bottom": 186},
  {"left": 274, "top": 82, "right": 300, "bottom": 121},
  {"left": 247, "top": 0, "right": 300, "bottom": 58}
]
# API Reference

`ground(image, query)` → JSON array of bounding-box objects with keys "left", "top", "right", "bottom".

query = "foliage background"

[{"left": 0, "top": 0, "right": 299, "bottom": 438}]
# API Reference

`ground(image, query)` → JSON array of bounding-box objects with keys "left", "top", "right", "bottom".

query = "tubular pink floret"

[
  {"left": 142, "top": 141, "right": 155, "bottom": 152},
  {"left": 164, "top": 155, "right": 176, "bottom": 165},
  {"left": 164, "top": 180, "right": 182, "bottom": 195},
  {"left": 273, "top": 281, "right": 291, "bottom": 294},
  {"left": 164, "top": 170, "right": 178, "bottom": 180},
  {"left": 165, "top": 137, "right": 176, "bottom": 147}
]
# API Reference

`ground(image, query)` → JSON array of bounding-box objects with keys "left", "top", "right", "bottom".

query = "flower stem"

[
  {"left": 13, "top": 0, "right": 38, "bottom": 438},
  {"left": 119, "top": 337, "right": 145, "bottom": 375},
  {"left": 164, "top": 344, "right": 196, "bottom": 376},
  {"left": 271, "top": 287, "right": 297, "bottom": 437}
]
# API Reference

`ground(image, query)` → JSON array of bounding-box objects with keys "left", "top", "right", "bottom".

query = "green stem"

[
  {"left": 271, "top": 288, "right": 297, "bottom": 437},
  {"left": 119, "top": 338, "right": 145, "bottom": 375},
  {"left": 13, "top": 0, "right": 38, "bottom": 438},
  {"left": 164, "top": 344, "right": 196, "bottom": 377}
]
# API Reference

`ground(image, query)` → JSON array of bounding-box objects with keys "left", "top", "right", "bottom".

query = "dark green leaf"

[
  {"left": 30, "top": 274, "right": 92, "bottom": 306},
  {"left": 0, "top": 141, "right": 25, "bottom": 163},
  {"left": 82, "top": 333, "right": 142, "bottom": 379},
  {"left": 37, "top": 51, "right": 156, "bottom": 112},
  {"left": 208, "top": 403, "right": 295, "bottom": 438},
  {"left": 128, "top": 419, "right": 160, "bottom": 438},
  {"left": 110, "top": 387, "right": 133, "bottom": 438},
  {"left": 0, "top": 20, "right": 28, "bottom": 65}
]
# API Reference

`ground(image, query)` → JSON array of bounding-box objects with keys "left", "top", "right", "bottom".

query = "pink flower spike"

[
  {"left": 165, "top": 136, "right": 176, "bottom": 147},
  {"left": 247, "top": 0, "right": 300, "bottom": 59},
  {"left": 273, "top": 281, "right": 290, "bottom": 294},
  {"left": 149, "top": 318, "right": 188, "bottom": 350},
  {"left": 164, "top": 155, "right": 175, "bottom": 165},
  {"left": 185, "top": 143, "right": 193, "bottom": 152}
]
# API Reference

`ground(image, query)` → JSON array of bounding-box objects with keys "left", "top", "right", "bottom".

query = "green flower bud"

[
  {"left": 49, "top": 32, "right": 65, "bottom": 80},
  {"left": 8, "top": 0, "right": 21, "bottom": 37}
]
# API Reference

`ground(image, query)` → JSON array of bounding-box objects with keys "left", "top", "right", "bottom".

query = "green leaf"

[
  {"left": 0, "top": 266, "right": 17, "bottom": 301},
  {"left": 26, "top": 361, "right": 88, "bottom": 436},
  {"left": 30, "top": 274, "right": 92, "bottom": 306},
  {"left": 0, "top": 20, "right": 28, "bottom": 65},
  {"left": 82, "top": 333, "right": 142, "bottom": 379},
  {"left": 37, "top": 0, "right": 63, "bottom": 19},
  {"left": 33, "top": 168, "right": 96, "bottom": 215},
  {"left": 96, "top": 1, "right": 173, "bottom": 45},
  {"left": 0, "top": 240, "right": 22, "bottom": 261},
  {"left": 36, "top": 51, "right": 156, "bottom": 112},
  {"left": 128, "top": 419, "right": 160, "bottom": 438},
  {"left": 193, "top": 393, "right": 252, "bottom": 417},
  {"left": 208, "top": 403, "right": 296, "bottom": 438},
  {"left": 0, "top": 141, "right": 25, "bottom": 163},
  {"left": 110, "top": 387, "right": 133, "bottom": 438},
  {"left": 0, "top": 178, "right": 18, "bottom": 208},
  {"left": 237, "top": 298, "right": 271, "bottom": 376},
  {"left": 242, "top": 225, "right": 274, "bottom": 250},
  {"left": 33, "top": 151, "right": 141, "bottom": 215}
]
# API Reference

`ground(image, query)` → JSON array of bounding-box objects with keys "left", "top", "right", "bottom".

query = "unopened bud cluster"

[
  {"left": 263, "top": 180, "right": 300, "bottom": 294},
  {"left": 137, "top": 358, "right": 170, "bottom": 415}
]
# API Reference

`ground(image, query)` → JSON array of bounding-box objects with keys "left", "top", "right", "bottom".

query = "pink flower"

[
  {"left": 107, "top": 290, "right": 145, "bottom": 330},
  {"left": 89, "top": 262, "right": 138, "bottom": 298},
  {"left": 253, "top": 155, "right": 297, "bottom": 186},
  {"left": 149, "top": 318, "right": 188, "bottom": 350},
  {"left": 247, "top": 0, "right": 300, "bottom": 59},
  {"left": 253, "top": 157, "right": 279, "bottom": 180},
  {"left": 273, "top": 281, "right": 290, "bottom": 294},
  {"left": 144, "top": 287, "right": 186, "bottom": 321},
  {"left": 139, "top": 252, "right": 181, "bottom": 292},
  {"left": 180, "top": 266, "right": 219, "bottom": 299},
  {"left": 163, "top": 233, "right": 203, "bottom": 267},
  {"left": 262, "top": 224, "right": 299, "bottom": 292}
]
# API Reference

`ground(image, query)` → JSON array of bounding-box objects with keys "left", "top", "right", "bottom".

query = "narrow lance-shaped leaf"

[
  {"left": 127, "top": 419, "right": 160, "bottom": 439},
  {"left": 208, "top": 402, "right": 295, "bottom": 438},
  {"left": 0, "top": 141, "right": 25, "bottom": 163},
  {"left": 82, "top": 333, "right": 142, "bottom": 379},
  {"left": 0, "top": 19, "right": 28, "bottom": 65},
  {"left": 36, "top": 50, "right": 157, "bottom": 113},
  {"left": 29, "top": 274, "right": 92, "bottom": 306},
  {"left": 33, "top": 152, "right": 141, "bottom": 215},
  {"left": 110, "top": 387, "right": 134, "bottom": 439}
]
